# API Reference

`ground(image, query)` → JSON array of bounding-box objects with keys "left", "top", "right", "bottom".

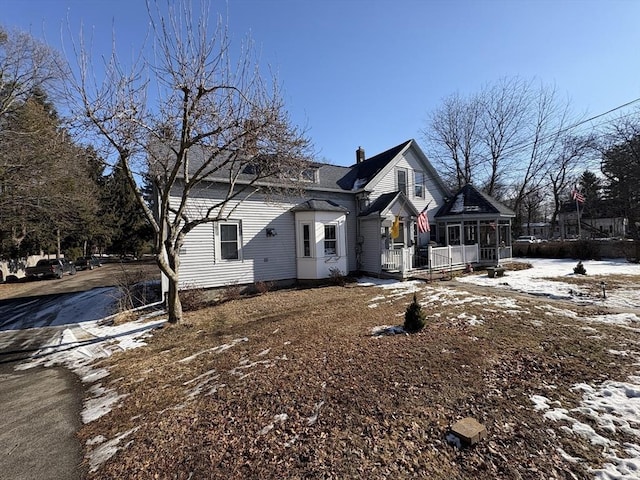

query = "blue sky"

[{"left": 2, "top": 0, "right": 639, "bottom": 166}]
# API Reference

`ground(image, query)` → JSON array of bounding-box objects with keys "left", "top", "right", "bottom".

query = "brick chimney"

[{"left": 356, "top": 146, "right": 365, "bottom": 164}]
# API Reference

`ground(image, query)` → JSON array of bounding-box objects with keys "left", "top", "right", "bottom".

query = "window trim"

[
  {"left": 215, "top": 220, "right": 243, "bottom": 262},
  {"left": 302, "top": 223, "right": 312, "bottom": 257},
  {"left": 324, "top": 224, "right": 338, "bottom": 256},
  {"left": 414, "top": 170, "right": 425, "bottom": 198},
  {"left": 396, "top": 168, "right": 408, "bottom": 195}
]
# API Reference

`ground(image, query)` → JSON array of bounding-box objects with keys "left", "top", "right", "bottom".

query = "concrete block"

[{"left": 450, "top": 417, "right": 487, "bottom": 446}]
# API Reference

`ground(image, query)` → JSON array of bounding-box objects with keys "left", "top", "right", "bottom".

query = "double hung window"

[
  {"left": 218, "top": 222, "right": 241, "bottom": 261},
  {"left": 324, "top": 225, "right": 337, "bottom": 256}
]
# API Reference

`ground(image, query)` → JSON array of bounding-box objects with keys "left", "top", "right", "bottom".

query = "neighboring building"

[
  {"left": 162, "top": 139, "right": 514, "bottom": 292},
  {"left": 521, "top": 222, "right": 553, "bottom": 240},
  {"left": 558, "top": 203, "right": 628, "bottom": 239}
]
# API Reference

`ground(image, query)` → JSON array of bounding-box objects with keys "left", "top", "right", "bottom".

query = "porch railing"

[
  {"left": 381, "top": 244, "right": 482, "bottom": 277},
  {"left": 480, "top": 246, "right": 512, "bottom": 263},
  {"left": 381, "top": 248, "right": 412, "bottom": 274}
]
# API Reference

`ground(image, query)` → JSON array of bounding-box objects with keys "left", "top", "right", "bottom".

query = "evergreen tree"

[
  {"left": 578, "top": 170, "right": 602, "bottom": 218},
  {"left": 101, "top": 161, "right": 152, "bottom": 257},
  {"left": 601, "top": 134, "right": 640, "bottom": 238},
  {"left": 0, "top": 90, "right": 98, "bottom": 256}
]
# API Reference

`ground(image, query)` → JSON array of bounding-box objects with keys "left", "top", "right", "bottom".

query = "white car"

[{"left": 514, "top": 235, "right": 540, "bottom": 244}]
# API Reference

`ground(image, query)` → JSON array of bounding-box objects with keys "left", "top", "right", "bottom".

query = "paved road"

[
  {"left": 0, "top": 363, "right": 85, "bottom": 480},
  {"left": 0, "top": 260, "right": 159, "bottom": 480}
]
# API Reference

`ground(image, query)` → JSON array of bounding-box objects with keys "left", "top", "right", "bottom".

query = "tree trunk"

[
  {"left": 160, "top": 245, "right": 183, "bottom": 324},
  {"left": 166, "top": 275, "right": 183, "bottom": 324}
]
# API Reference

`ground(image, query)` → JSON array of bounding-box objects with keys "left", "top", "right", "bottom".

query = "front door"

[{"left": 447, "top": 224, "right": 461, "bottom": 245}]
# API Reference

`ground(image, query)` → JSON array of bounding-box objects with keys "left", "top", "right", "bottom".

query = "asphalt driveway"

[
  {"left": 0, "top": 363, "right": 85, "bottom": 480},
  {"left": 0, "top": 260, "right": 159, "bottom": 479}
]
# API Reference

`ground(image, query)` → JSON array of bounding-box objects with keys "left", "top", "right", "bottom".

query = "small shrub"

[
  {"left": 180, "top": 286, "right": 208, "bottom": 311},
  {"left": 328, "top": 267, "right": 346, "bottom": 286},
  {"left": 404, "top": 293, "right": 427, "bottom": 333},
  {"left": 573, "top": 260, "right": 587, "bottom": 275},
  {"left": 255, "top": 280, "right": 273, "bottom": 295},
  {"left": 223, "top": 282, "right": 242, "bottom": 301},
  {"left": 114, "top": 268, "right": 161, "bottom": 313}
]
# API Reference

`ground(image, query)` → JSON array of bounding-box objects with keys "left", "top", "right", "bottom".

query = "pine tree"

[
  {"left": 404, "top": 293, "right": 427, "bottom": 333},
  {"left": 101, "top": 161, "right": 152, "bottom": 257}
]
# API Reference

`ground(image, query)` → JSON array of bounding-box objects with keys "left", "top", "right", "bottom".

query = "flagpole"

[{"left": 576, "top": 197, "right": 581, "bottom": 239}]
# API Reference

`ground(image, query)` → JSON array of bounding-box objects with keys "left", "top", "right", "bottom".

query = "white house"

[{"left": 161, "top": 139, "right": 511, "bottom": 293}]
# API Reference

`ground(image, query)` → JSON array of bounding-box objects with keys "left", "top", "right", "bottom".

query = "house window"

[
  {"left": 301, "top": 168, "right": 318, "bottom": 183},
  {"left": 219, "top": 222, "right": 241, "bottom": 260},
  {"left": 303, "top": 224, "right": 311, "bottom": 257},
  {"left": 397, "top": 169, "right": 407, "bottom": 195},
  {"left": 414, "top": 171, "right": 425, "bottom": 198},
  {"left": 324, "top": 225, "right": 337, "bottom": 256}
]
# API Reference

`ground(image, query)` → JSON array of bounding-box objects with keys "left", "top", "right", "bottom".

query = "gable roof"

[
  {"left": 359, "top": 191, "right": 419, "bottom": 217},
  {"left": 435, "top": 184, "right": 515, "bottom": 218},
  {"left": 337, "top": 140, "right": 412, "bottom": 190}
]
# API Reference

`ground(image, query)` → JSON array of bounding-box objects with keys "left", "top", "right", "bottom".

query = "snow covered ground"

[
  {"left": 365, "top": 258, "right": 640, "bottom": 479},
  {"left": 457, "top": 258, "right": 640, "bottom": 310},
  {"left": 11, "top": 257, "right": 640, "bottom": 477}
]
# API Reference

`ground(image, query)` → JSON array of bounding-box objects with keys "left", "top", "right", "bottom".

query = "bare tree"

[
  {"left": 424, "top": 77, "right": 578, "bottom": 232},
  {"left": 0, "top": 26, "right": 66, "bottom": 120},
  {"left": 478, "top": 77, "right": 533, "bottom": 197},
  {"left": 70, "top": 2, "right": 311, "bottom": 323},
  {"left": 423, "top": 92, "right": 481, "bottom": 189},
  {"left": 548, "top": 135, "right": 595, "bottom": 235},
  {"left": 599, "top": 109, "right": 640, "bottom": 240},
  {"left": 505, "top": 82, "right": 573, "bottom": 227}
]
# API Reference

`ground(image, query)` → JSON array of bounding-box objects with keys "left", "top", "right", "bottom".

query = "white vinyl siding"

[
  {"left": 359, "top": 219, "right": 381, "bottom": 274},
  {"left": 172, "top": 185, "right": 356, "bottom": 289},
  {"left": 369, "top": 148, "right": 445, "bottom": 220}
]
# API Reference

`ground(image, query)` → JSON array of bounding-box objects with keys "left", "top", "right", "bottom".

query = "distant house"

[
  {"left": 521, "top": 222, "right": 552, "bottom": 240},
  {"left": 558, "top": 203, "right": 628, "bottom": 239},
  {"left": 160, "top": 139, "right": 514, "bottom": 293}
]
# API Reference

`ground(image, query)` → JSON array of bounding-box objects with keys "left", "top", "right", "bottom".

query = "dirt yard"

[{"left": 79, "top": 271, "right": 640, "bottom": 479}]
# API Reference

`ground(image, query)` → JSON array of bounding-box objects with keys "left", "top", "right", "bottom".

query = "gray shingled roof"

[
  {"left": 337, "top": 140, "right": 412, "bottom": 190},
  {"left": 435, "top": 184, "right": 515, "bottom": 218},
  {"left": 291, "top": 199, "right": 350, "bottom": 212},
  {"left": 359, "top": 191, "right": 418, "bottom": 217}
]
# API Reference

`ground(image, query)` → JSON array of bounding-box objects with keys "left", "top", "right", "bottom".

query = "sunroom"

[{"left": 433, "top": 184, "right": 515, "bottom": 266}]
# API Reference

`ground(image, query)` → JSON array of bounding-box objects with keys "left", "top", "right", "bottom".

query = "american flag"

[
  {"left": 572, "top": 189, "right": 585, "bottom": 204},
  {"left": 417, "top": 211, "right": 430, "bottom": 233}
]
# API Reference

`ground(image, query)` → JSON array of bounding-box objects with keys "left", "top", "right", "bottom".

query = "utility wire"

[{"left": 494, "top": 96, "right": 640, "bottom": 160}]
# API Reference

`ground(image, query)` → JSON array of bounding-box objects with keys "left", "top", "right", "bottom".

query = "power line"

[{"left": 496, "top": 96, "right": 640, "bottom": 160}]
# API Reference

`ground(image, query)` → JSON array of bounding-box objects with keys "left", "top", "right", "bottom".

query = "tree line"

[{"left": 0, "top": 26, "right": 152, "bottom": 260}]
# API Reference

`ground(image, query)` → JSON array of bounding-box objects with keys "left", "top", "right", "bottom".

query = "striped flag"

[
  {"left": 417, "top": 211, "right": 430, "bottom": 233},
  {"left": 572, "top": 189, "right": 585, "bottom": 204}
]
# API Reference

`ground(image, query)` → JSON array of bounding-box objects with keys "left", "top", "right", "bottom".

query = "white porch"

[{"left": 381, "top": 244, "right": 512, "bottom": 278}]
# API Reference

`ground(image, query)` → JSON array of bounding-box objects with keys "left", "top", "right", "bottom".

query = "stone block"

[{"left": 450, "top": 417, "right": 487, "bottom": 446}]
